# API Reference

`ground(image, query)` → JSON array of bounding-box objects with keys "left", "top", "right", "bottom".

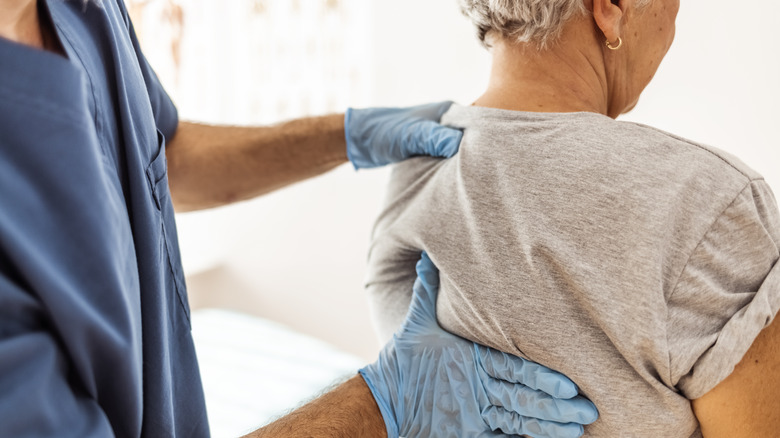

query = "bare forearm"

[
  {"left": 166, "top": 115, "right": 347, "bottom": 212},
  {"left": 243, "top": 375, "right": 387, "bottom": 438}
]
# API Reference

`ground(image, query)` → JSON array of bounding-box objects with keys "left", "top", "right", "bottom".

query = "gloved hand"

[
  {"left": 359, "top": 252, "right": 599, "bottom": 438},
  {"left": 345, "top": 101, "right": 463, "bottom": 169}
]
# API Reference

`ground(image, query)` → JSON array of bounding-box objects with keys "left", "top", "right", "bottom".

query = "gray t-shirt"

[{"left": 365, "top": 105, "right": 780, "bottom": 436}]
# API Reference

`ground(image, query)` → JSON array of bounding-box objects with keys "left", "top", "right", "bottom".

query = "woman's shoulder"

[
  {"left": 443, "top": 104, "right": 764, "bottom": 184},
  {"left": 613, "top": 120, "right": 764, "bottom": 182}
]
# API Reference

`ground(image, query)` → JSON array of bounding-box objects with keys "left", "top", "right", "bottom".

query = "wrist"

[
  {"left": 344, "top": 107, "right": 377, "bottom": 170},
  {"left": 245, "top": 376, "right": 388, "bottom": 438},
  {"left": 358, "top": 370, "right": 398, "bottom": 438},
  {"left": 359, "top": 346, "right": 403, "bottom": 438}
]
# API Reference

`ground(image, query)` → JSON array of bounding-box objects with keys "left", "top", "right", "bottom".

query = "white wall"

[
  {"left": 179, "top": 0, "right": 779, "bottom": 362},
  {"left": 369, "top": 1, "right": 491, "bottom": 105}
]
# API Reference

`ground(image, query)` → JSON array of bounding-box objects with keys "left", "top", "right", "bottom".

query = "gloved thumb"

[{"left": 400, "top": 252, "right": 441, "bottom": 332}]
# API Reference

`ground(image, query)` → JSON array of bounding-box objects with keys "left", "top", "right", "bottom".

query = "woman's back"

[{"left": 366, "top": 105, "right": 780, "bottom": 436}]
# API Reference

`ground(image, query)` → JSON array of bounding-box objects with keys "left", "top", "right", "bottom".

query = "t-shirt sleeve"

[
  {"left": 115, "top": 0, "right": 179, "bottom": 139},
  {"left": 667, "top": 179, "right": 780, "bottom": 400}
]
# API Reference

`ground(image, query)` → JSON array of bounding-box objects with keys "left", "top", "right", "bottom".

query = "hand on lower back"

[{"left": 360, "top": 252, "right": 599, "bottom": 438}]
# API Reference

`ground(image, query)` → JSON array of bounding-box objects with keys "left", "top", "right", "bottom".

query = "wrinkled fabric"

[{"left": 360, "top": 253, "right": 598, "bottom": 438}]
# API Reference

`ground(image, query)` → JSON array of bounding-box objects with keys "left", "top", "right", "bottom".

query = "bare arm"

[
  {"left": 692, "top": 311, "right": 780, "bottom": 437},
  {"left": 242, "top": 375, "right": 387, "bottom": 438},
  {"left": 165, "top": 116, "right": 347, "bottom": 212}
]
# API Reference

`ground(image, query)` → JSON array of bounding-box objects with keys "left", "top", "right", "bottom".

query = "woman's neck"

[
  {"left": 0, "top": 0, "right": 44, "bottom": 48},
  {"left": 473, "top": 19, "right": 621, "bottom": 118}
]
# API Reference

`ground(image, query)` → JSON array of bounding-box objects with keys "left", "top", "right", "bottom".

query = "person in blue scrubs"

[{"left": 0, "top": 1, "right": 599, "bottom": 437}]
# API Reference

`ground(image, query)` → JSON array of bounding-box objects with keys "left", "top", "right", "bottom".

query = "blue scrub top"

[{"left": 0, "top": 1, "right": 208, "bottom": 436}]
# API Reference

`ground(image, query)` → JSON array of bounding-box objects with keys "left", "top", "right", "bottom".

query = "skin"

[
  {"left": 242, "top": 376, "right": 387, "bottom": 438},
  {"left": 474, "top": 0, "right": 679, "bottom": 119},
  {"left": 0, "top": 0, "right": 351, "bottom": 213},
  {"left": 8, "top": 0, "right": 774, "bottom": 436},
  {"left": 1, "top": 0, "right": 382, "bottom": 435},
  {"left": 166, "top": 118, "right": 348, "bottom": 212},
  {"left": 691, "top": 313, "right": 780, "bottom": 437},
  {"left": 0, "top": 0, "right": 43, "bottom": 47},
  {"left": 477, "top": 0, "right": 780, "bottom": 435}
]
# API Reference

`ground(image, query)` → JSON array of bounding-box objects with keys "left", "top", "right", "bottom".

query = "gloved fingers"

[
  {"left": 478, "top": 345, "right": 579, "bottom": 399},
  {"left": 401, "top": 119, "right": 462, "bottom": 159},
  {"left": 344, "top": 102, "right": 462, "bottom": 169},
  {"left": 428, "top": 124, "right": 462, "bottom": 159},
  {"left": 399, "top": 252, "right": 441, "bottom": 331},
  {"left": 483, "top": 377, "right": 599, "bottom": 425},
  {"left": 482, "top": 406, "right": 586, "bottom": 438}
]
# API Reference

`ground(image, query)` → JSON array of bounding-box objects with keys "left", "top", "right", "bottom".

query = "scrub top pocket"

[{"left": 146, "top": 129, "right": 191, "bottom": 325}]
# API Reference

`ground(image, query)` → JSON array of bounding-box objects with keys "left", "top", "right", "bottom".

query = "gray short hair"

[{"left": 460, "top": 0, "right": 650, "bottom": 48}]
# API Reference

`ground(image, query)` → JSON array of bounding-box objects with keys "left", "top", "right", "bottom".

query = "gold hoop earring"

[{"left": 606, "top": 37, "right": 623, "bottom": 50}]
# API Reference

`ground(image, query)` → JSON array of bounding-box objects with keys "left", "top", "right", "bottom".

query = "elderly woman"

[{"left": 365, "top": 0, "right": 780, "bottom": 436}]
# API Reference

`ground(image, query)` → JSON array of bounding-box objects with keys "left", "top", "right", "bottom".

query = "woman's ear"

[{"left": 593, "top": 0, "right": 624, "bottom": 43}]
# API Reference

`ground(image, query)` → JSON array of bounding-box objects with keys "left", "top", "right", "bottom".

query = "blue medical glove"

[
  {"left": 345, "top": 101, "right": 463, "bottom": 169},
  {"left": 359, "top": 253, "right": 599, "bottom": 438}
]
